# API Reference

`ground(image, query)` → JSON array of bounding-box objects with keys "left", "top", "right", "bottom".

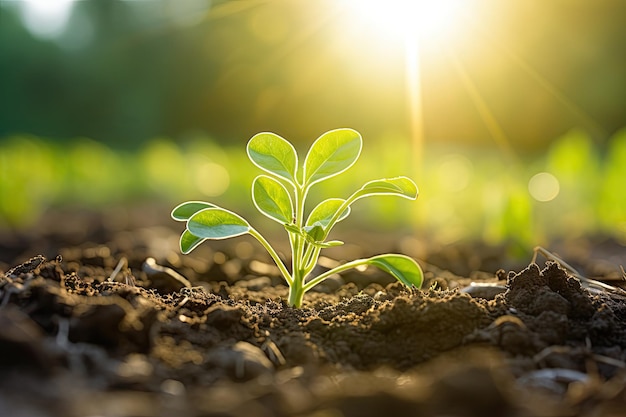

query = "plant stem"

[
  {"left": 303, "top": 258, "right": 371, "bottom": 292},
  {"left": 287, "top": 272, "right": 305, "bottom": 307},
  {"left": 286, "top": 182, "right": 309, "bottom": 307},
  {"left": 301, "top": 242, "right": 315, "bottom": 269},
  {"left": 248, "top": 228, "right": 293, "bottom": 286},
  {"left": 295, "top": 183, "right": 306, "bottom": 228},
  {"left": 303, "top": 246, "right": 321, "bottom": 274},
  {"left": 321, "top": 193, "right": 357, "bottom": 240}
]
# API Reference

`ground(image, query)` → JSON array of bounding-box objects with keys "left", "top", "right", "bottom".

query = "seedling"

[{"left": 172, "top": 128, "right": 423, "bottom": 307}]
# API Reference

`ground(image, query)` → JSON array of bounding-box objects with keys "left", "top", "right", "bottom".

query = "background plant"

[{"left": 171, "top": 128, "right": 423, "bottom": 307}]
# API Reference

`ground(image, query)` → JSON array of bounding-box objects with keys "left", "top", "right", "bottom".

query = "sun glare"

[
  {"left": 339, "top": 0, "right": 471, "bottom": 170},
  {"left": 344, "top": 0, "right": 467, "bottom": 42}
]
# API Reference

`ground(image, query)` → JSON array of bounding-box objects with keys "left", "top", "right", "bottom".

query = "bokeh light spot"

[
  {"left": 18, "top": 0, "right": 75, "bottom": 40},
  {"left": 195, "top": 162, "right": 230, "bottom": 197},
  {"left": 436, "top": 154, "right": 473, "bottom": 192},
  {"left": 528, "top": 172, "right": 560, "bottom": 202}
]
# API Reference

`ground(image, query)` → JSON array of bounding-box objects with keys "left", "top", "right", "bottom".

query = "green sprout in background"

[{"left": 172, "top": 128, "right": 423, "bottom": 307}]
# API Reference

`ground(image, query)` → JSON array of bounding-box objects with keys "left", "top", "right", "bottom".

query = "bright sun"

[
  {"left": 343, "top": 0, "right": 467, "bottom": 43},
  {"left": 338, "top": 0, "right": 470, "bottom": 166}
]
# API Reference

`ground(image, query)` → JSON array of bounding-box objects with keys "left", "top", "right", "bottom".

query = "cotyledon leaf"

[
  {"left": 187, "top": 208, "right": 251, "bottom": 240},
  {"left": 365, "top": 254, "right": 423, "bottom": 288},
  {"left": 179, "top": 229, "right": 205, "bottom": 254},
  {"left": 171, "top": 201, "right": 216, "bottom": 221},
  {"left": 350, "top": 177, "right": 418, "bottom": 202},
  {"left": 252, "top": 175, "right": 293, "bottom": 224}
]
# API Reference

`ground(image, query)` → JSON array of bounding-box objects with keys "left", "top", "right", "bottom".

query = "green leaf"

[
  {"left": 303, "top": 128, "right": 362, "bottom": 186},
  {"left": 247, "top": 132, "right": 298, "bottom": 183},
  {"left": 366, "top": 254, "right": 423, "bottom": 288},
  {"left": 302, "top": 224, "right": 344, "bottom": 248},
  {"left": 351, "top": 177, "right": 418, "bottom": 202},
  {"left": 304, "top": 223, "right": 325, "bottom": 242},
  {"left": 252, "top": 175, "right": 293, "bottom": 224},
  {"left": 307, "top": 239, "right": 344, "bottom": 248},
  {"left": 316, "top": 240, "right": 344, "bottom": 248},
  {"left": 306, "top": 198, "right": 350, "bottom": 228},
  {"left": 180, "top": 229, "right": 205, "bottom": 254},
  {"left": 187, "top": 208, "right": 250, "bottom": 240},
  {"left": 171, "top": 201, "right": 216, "bottom": 221},
  {"left": 283, "top": 223, "right": 301, "bottom": 235}
]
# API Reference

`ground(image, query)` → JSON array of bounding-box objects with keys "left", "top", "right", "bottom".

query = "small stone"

[
  {"left": 161, "top": 379, "right": 186, "bottom": 396},
  {"left": 209, "top": 341, "right": 274, "bottom": 380},
  {"left": 117, "top": 353, "right": 154, "bottom": 379},
  {"left": 460, "top": 283, "right": 507, "bottom": 300},
  {"left": 143, "top": 257, "right": 191, "bottom": 294},
  {"left": 517, "top": 368, "right": 589, "bottom": 395},
  {"left": 234, "top": 276, "right": 272, "bottom": 291}
]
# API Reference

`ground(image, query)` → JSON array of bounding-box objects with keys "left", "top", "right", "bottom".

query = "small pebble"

[
  {"left": 209, "top": 341, "right": 274, "bottom": 380},
  {"left": 143, "top": 257, "right": 191, "bottom": 293},
  {"left": 460, "top": 282, "right": 507, "bottom": 300},
  {"left": 161, "top": 379, "right": 186, "bottom": 396}
]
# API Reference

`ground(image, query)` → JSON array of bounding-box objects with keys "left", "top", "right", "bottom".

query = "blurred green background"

[{"left": 1, "top": 0, "right": 625, "bottom": 246}]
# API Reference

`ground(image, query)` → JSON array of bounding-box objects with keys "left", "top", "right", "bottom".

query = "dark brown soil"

[{"left": 1, "top": 206, "right": 626, "bottom": 417}]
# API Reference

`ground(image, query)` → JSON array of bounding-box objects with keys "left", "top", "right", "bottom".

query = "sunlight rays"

[
  {"left": 483, "top": 35, "right": 606, "bottom": 141},
  {"left": 338, "top": 0, "right": 603, "bottom": 161},
  {"left": 448, "top": 51, "right": 517, "bottom": 162},
  {"left": 340, "top": 0, "right": 471, "bottom": 178},
  {"left": 61, "top": 0, "right": 607, "bottom": 161},
  {"left": 404, "top": 38, "right": 425, "bottom": 171}
]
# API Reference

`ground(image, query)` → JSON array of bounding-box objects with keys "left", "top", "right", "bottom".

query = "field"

[
  {"left": 2, "top": 1, "right": 626, "bottom": 414},
  {"left": 1, "top": 129, "right": 626, "bottom": 416}
]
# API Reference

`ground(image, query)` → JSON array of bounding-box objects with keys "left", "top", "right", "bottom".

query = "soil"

[{"left": 1, "top": 205, "right": 626, "bottom": 417}]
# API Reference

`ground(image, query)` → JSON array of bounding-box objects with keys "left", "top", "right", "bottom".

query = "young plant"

[{"left": 172, "top": 128, "right": 423, "bottom": 307}]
